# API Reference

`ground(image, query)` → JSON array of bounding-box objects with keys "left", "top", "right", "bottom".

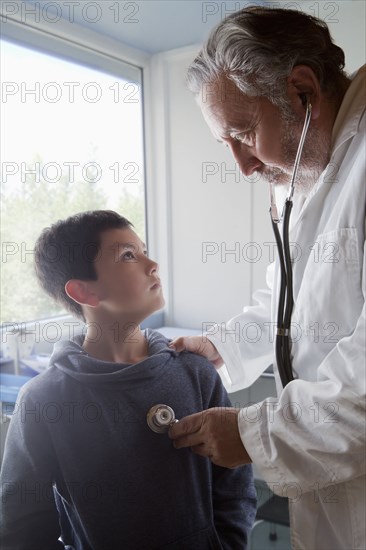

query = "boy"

[{"left": 0, "top": 210, "right": 256, "bottom": 549}]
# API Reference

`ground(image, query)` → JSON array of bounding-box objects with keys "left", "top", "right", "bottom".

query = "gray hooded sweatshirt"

[{"left": 0, "top": 329, "right": 256, "bottom": 549}]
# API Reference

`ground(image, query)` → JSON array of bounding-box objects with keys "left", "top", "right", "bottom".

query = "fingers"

[
  {"left": 169, "top": 408, "right": 221, "bottom": 449},
  {"left": 168, "top": 335, "right": 204, "bottom": 353},
  {"left": 168, "top": 336, "right": 224, "bottom": 368},
  {"left": 172, "top": 433, "right": 205, "bottom": 450},
  {"left": 169, "top": 411, "right": 213, "bottom": 456},
  {"left": 168, "top": 336, "right": 187, "bottom": 352},
  {"left": 169, "top": 411, "right": 204, "bottom": 446},
  {"left": 190, "top": 444, "right": 213, "bottom": 459},
  {"left": 169, "top": 408, "right": 251, "bottom": 468},
  {"left": 212, "top": 356, "right": 224, "bottom": 369}
]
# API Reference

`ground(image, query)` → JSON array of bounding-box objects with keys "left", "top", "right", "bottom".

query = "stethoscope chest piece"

[{"left": 147, "top": 404, "right": 178, "bottom": 433}]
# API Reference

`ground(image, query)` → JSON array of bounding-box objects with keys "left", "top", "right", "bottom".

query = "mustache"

[{"left": 256, "top": 165, "right": 291, "bottom": 185}]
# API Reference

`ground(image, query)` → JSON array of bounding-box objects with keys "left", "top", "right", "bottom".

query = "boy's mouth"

[{"left": 150, "top": 280, "right": 161, "bottom": 290}]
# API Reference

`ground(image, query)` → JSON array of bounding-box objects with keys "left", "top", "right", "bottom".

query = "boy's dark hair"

[{"left": 34, "top": 210, "right": 133, "bottom": 320}]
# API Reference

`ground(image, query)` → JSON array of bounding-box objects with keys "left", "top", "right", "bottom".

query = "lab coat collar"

[
  {"left": 331, "top": 64, "right": 366, "bottom": 153},
  {"left": 290, "top": 65, "right": 365, "bottom": 231}
]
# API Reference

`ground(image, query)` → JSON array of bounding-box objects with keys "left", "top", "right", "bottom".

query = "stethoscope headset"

[{"left": 269, "top": 94, "right": 312, "bottom": 387}]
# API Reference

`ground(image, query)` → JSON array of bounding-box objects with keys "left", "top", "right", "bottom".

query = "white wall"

[
  {"left": 149, "top": 1, "right": 365, "bottom": 330},
  {"left": 325, "top": 0, "right": 365, "bottom": 73},
  {"left": 150, "top": 47, "right": 267, "bottom": 330}
]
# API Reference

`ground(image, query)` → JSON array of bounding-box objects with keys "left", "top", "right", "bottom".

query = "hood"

[{"left": 49, "top": 328, "right": 177, "bottom": 386}]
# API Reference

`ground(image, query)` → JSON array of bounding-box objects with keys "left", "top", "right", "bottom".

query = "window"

[{"left": 1, "top": 38, "right": 145, "bottom": 323}]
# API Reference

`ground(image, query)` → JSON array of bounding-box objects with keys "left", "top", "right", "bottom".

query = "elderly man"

[{"left": 169, "top": 7, "right": 365, "bottom": 550}]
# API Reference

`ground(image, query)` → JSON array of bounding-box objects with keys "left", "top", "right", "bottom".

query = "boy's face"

[{"left": 89, "top": 227, "right": 164, "bottom": 320}]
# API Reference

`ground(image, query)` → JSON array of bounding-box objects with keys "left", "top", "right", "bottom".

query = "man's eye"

[{"left": 232, "top": 132, "right": 255, "bottom": 147}]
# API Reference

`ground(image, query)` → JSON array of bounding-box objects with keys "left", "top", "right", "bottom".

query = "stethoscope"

[
  {"left": 147, "top": 404, "right": 178, "bottom": 433},
  {"left": 269, "top": 99, "right": 312, "bottom": 387}
]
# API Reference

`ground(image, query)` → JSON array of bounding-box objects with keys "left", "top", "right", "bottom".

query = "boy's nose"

[{"left": 148, "top": 259, "right": 159, "bottom": 274}]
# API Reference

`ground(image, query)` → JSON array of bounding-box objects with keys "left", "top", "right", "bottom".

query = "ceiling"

[
  {"left": 20, "top": 1, "right": 365, "bottom": 57},
  {"left": 24, "top": 0, "right": 261, "bottom": 54},
  {"left": 70, "top": 0, "right": 259, "bottom": 53}
]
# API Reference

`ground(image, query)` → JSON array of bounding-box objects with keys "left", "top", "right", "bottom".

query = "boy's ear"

[{"left": 65, "top": 280, "right": 100, "bottom": 308}]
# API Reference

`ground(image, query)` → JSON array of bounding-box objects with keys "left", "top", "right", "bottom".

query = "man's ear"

[
  {"left": 286, "top": 65, "right": 321, "bottom": 120},
  {"left": 65, "top": 280, "right": 100, "bottom": 308}
]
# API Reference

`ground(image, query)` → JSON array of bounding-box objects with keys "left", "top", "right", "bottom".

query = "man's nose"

[{"left": 229, "top": 143, "right": 262, "bottom": 177}]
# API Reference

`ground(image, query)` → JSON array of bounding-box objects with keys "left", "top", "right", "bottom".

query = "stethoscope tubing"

[
  {"left": 272, "top": 200, "right": 295, "bottom": 387},
  {"left": 270, "top": 101, "right": 312, "bottom": 387}
]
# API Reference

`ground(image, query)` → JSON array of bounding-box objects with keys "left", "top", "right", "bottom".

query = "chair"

[{"left": 249, "top": 494, "right": 290, "bottom": 548}]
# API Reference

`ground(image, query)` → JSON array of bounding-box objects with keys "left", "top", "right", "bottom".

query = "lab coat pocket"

[{"left": 294, "top": 228, "right": 362, "bottom": 340}]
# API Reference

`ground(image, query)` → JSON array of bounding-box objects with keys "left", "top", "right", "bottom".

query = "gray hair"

[{"left": 187, "top": 7, "right": 346, "bottom": 109}]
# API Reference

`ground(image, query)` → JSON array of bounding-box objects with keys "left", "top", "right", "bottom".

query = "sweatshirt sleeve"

[
  {"left": 0, "top": 386, "right": 63, "bottom": 550},
  {"left": 201, "top": 361, "right": 257, "bottom": 549}
]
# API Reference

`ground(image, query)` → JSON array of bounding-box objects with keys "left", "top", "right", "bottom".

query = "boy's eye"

[{"left": 121, "top": 250, "right": 136, "bottom": 261}]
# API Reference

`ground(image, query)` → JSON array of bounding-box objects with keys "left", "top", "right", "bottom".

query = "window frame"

[{"left": 0, "top": 10, "right": 163, "bottom": 334}]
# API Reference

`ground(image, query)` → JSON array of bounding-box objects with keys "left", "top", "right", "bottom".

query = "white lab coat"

[{"left": 208, "top": 66, "right": 366, "bottom": 549}]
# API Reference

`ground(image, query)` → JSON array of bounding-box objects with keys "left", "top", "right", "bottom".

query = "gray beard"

[{"left": 258, "top": 110, "right": 331, "bottom": 196}]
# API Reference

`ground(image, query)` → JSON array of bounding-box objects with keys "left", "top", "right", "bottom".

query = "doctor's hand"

[
  {"left": 169, "top": 407, "right": 251, "bottom": 469},
  {"left": 168, "top": 336, "right": 224, "bottom": 368}
]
